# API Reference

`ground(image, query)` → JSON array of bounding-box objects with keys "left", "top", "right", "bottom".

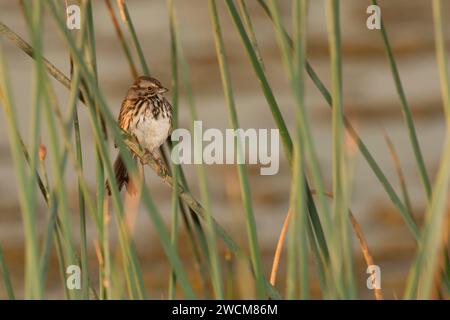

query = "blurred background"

[{"left": 0, "top": 0, "right": 449, "bottom": 299}]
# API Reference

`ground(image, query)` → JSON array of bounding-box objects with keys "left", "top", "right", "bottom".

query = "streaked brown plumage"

[{"left": 108, "top": 76, "right": 172, "bottom": 194}]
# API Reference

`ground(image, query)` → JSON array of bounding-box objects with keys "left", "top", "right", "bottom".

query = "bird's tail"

[{"left": 106, "top": 155, "right": 129, "bottom": 195}]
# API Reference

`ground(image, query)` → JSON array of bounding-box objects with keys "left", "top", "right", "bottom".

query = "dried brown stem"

[
  {"left": 104, "top": 0, "right": 138, "bottom": 79},
  {"left": 348, "top": 210, "right": 384, "bottom": 300},
  {"left": 0, "top": 22, "right": 71, "bottom": 89},
  {"left": 1, "top": 21, "right": 90, "bottom": 104},
  {"left": 0, "top": 21, "right": 232, "bottom": 243},
  {"left": 269, "top": 208, "right": 291, "bottom": 286},
  {"left": 383, "top": 132, "right": 415, "bottom": 221},
  {"left": 269, "top": 191, "right": 384, "bottom": 300},
  {"left": 116, "top": 0, "right": 127, "bottom": 22},
  {"left": 0, "top": 18, "right": 241, "bottom": 268}
]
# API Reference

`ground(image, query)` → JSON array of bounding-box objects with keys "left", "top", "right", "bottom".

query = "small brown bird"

[{"left": 109, "top": 76, "right": 172, "bottom": 194}]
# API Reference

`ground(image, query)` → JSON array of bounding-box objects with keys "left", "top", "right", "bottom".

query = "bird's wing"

[
  {"left": 118, "top": 98, "right": 136, "bottom": 132},
  {"left": 115, "top": 98, "right": 136, "bottom": 148}
]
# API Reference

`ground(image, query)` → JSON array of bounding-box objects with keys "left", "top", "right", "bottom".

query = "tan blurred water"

[{"left": 0, "top": 0, "right": 449, "bottom": 299}]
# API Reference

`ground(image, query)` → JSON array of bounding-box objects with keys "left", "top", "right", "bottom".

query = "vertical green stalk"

[
  {"left": 372, "top": 0, "right": 431, "bottom": 200},
  {"left": 0, "top": 7, "right": 44, "bottom": 297},
  {"left": 21, "top": 0, "right": 73, "bottom": 299},
  {"left": 227, "top": 0, "right": 330, "bottom": 295},
  {"left": 233, "top": 0, "right": 293, "bottom": 164},
  {"left": 236, "top": 0, "right": 265, "bottom": 70},
  {"left": 327, "top": 0, "right": 346, "bottom": 298},
  {"left": 264, "top": 1, "right": 335, "bottom": 298},
  {"left": 170, "top": 0, "right": 224, "bottom": 299},
  {"left": 266, "top": 0, "right": 332, "bottom": 236},
  {"left": 46, "top": 70, "right": 117, "bottom": 299},
  {"left": 82, "top": 0, "right": 107, "bottom": 299},
  {"left": 287, "top": 144, "right": 308, "bottom": 299},
  {"left": 326, "top": 0, "right": 355, "bottom": 299},
  {"left": 431, "top": 0, "right": 450, "bottom": 123},
  {"left": 104, "top": 0, "right": 138, "bottom": 79},
  {"left": 86, "top": 1, "right": 122, "bottom": 299},
  {"left": 47, "top": 1, "right": 146, "bottom": 300},
  {"left": 208, "top": 0, "right": 265, "bottom": 298},
  {"left": 46, "top": 1, "right": 195, "bottom": 298},
  {"left": 39, "top": 194, "right": 58, "bottom": 286},
  {"left": 181, "top": 45, "right": 224, "bottom": 299},
  {"left": 72, "top": 1, "right": 91, "bottom": 300},
  {"left": 404, "top": 0, "right": 450, "bottom": 299},
  {"left": 257, "top": 0, "right": 419, "bottom": 240},
  {"left": 404, "top": 138, "right": 450, "bottom": 299},
  {"left": 27, "top": 0, "right": 45, "bottom": 299},
  {"left": 0, "top": 50, "right": 42, "bottom": 299},
  {"left": 119, "top": 2, "right": 211, "bottom": 293},
  {"left": 168, "top": 174, "right": 180, "bottom": 299},
  {"left": 290, "top": 0, "right": 309, "bottom": 300},
  {"left": 120, "top": 1, "right": 150, "bottom": 76},
  {"left": 384, "top": 134, "right": 414, "bottom": 215},
  {"left": 140, "top": 185, "right": 197, "bottom": 299},
  {"left": 21, "top": 78, "right": 76, "bottom": 297},
  {"left": 42, "top": 78, "right": 79, "bottom": 300},
  {"left": 54, "top": 74, "right": 142, "bottom": 299},
  {"left": 430, "top": 0, "right": 450, "bottom": 295},
  {"left": 72, "top": 82, "right": 89, "bottom": 300},
  {"left": 167, "top": 0, "right": 181, "bottom": 299},
  {"left": 0, "top": 247, "right": 15, "bottom": 300},
  {"left": 43, "top": 50, "right": 109, "bottom": 298}
]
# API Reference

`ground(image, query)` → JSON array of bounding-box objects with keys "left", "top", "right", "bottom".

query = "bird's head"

[{"left": 134, "top": 76, "right": 168, "bottom": 95}]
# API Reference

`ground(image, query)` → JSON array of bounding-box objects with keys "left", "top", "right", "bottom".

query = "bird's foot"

[{"left": 147, "top": 150, "right": 169, "bottom": 176}]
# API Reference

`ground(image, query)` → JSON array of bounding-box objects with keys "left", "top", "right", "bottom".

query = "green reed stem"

[
  {"left": 104, "top": 0, "right": 138, "bottom": 79},
  {"left": 79, "top": 0, "right": 100, "bottom": 299},
  {"left": 228, "top": 0, "right": 330, "bottom": 295},
  {"left": 384, "top": 134, "right": 414, "bottom": 217},
  {"left": 39, "top": 194, "right": 58, "bottom": 284},
  {"left": 47, "top": 1, "right": 145, "bottom": 299},
  {"left": 28, "top": 1, "right": 44, "bottom": 288},
  {"left": 372, "top": 0, "right": 431, "bottom": 200},
  {"left": 237, "top": 0, "right": 265, "bottom": 71},
  {"left": 257, "top": 0, "right": 419, "bottom": 240},
  {"left": 169, "top": 0, "right": 224, "bottom": 299},
  {"left": 0, "top": 43, "right": 43, "bottom": 299},
  {"left": 290, "top": 0, "right": 309, "bottom": 299},
  {"left": 21, "top": 1, "right": 73, "bottom": 299},
  {"left": 326, "top": 0, "right": 355, "bottom": 299},
  {"left": 120, "top": 1, "right": 150, "bottom": 76},
  {"left": 22, "top": 0, "right": 47, "bottom": 299},
  {"left": 0, "top": 247, "right": 15, "bottom": 300},
  {"left": 404, "top": 137, "right": 450, "bottom": 299},
  {"left": 52, "top": 77, "right": 143, "bottom": 299},
  {"left": 404, "top": 0, "right": 450, "bottom": 299},
  {"left": 43, "top": 76, "right": 79, "bottom": 300},
  {"left": 123, "top": 2, "right": 212, "bottom": 292},
  {"left": 429, "top": 0, "right": 450, "bottom": 294},
  {"left": 47, "top": 0, "right": 198, "bottom": 298},
  {"left": 167, "top": 0, "right": 181, "bottom": 298},
  {"left": 431, "top": 0, "right": 450, "bottom": 122},
  {"left": 209, "top": 0, "right": 265, "bottom": 299},
  {"left": 4, "top": 11, "right": 99, "bottom": 298},
  {"left": 90, "top": 1, "right": 134, "bottom": 298},
  {"left": 1, "top": 13, "right": 281, "bottom": 300},
  {"left": 265, "top": 1, "right": 334, "bottom": 296}
]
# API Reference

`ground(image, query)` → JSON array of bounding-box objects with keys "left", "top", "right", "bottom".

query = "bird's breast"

[{"left": 129, "top": 102, "right": 172, "bottom": 152}]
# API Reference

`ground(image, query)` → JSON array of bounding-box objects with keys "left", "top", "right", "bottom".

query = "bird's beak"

[{"left": 159, "top": 87, "right": 169, "bottom": 93}]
